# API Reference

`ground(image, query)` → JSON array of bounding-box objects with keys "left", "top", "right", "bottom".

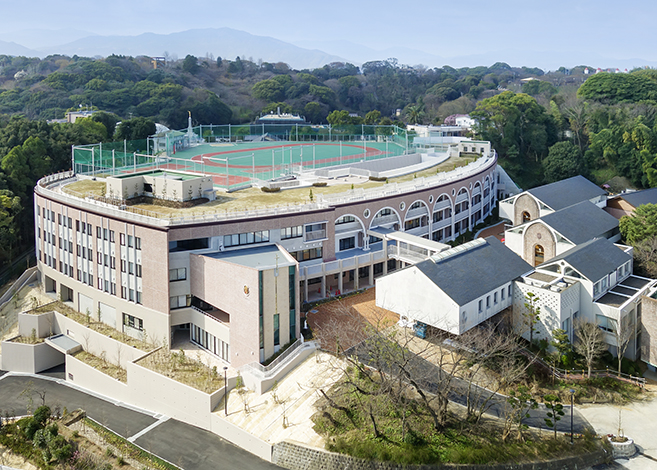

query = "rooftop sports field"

[{"left": 73, "top": 139, "right": 406, "bottom": 189}]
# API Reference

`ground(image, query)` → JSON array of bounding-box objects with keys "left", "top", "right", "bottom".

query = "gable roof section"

[
  {"left": 543, "top": 238, "right": 630, "bottom": 282},
  {"left": 414, "top": 236, "right": 532, "bottom": 306},
  {"left": 618, "top": 188, "right": 657, "bottom": 208},
  {"left": 527, "top": 175, "right": 606, "bottom": 211},
  {"left": 539, "top": 201, "right": 619, "bottom": 245}
]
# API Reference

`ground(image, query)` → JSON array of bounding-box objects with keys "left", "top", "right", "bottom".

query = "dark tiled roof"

[
  {"left": 618, "top": 188, "right": 657, "bottom": 208},
  {"left": 544, "top": 238, "right": 630, "bottom": 282},
  {"left": 414, "top": 237, "right": 532, "bottom": 306},
  {"left": 527, "top": 175, "right": 606, "bottom": 211},
  {"left": 539, "top": 201, "right": 619, "bottom": 244}
]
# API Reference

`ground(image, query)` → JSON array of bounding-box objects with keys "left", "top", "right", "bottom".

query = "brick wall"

[
  {"left": 513, "top": 194, "right": 539, "bottom": 226},
  {"left": 522, "top": 223, "right": 556, "bottom": 266},
  {"left": 641, "top": 295, "right": 657, "bottom": 366}
]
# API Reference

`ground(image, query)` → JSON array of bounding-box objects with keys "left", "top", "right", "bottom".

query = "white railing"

[
  {"left": 240, "top": 338, "right": 318, "bottom": 379},
  {"left": 36, "top": 153, "right": 496, "bottom": 228}
]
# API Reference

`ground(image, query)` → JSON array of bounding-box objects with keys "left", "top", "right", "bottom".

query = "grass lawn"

[{"left": 62, "top": 179, "right": 106, "bottom": 197}]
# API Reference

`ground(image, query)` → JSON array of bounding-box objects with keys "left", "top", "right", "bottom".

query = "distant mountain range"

[{"left": 2, "top": 27, "right": 657, "bottom": 72}]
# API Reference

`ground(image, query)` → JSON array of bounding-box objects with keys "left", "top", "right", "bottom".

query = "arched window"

[
  {"left": 522, "top": 211, "right": 531, "bottom": 223},
  {"left": 534, "top": 245, "right": 544, "bottom": 266}
]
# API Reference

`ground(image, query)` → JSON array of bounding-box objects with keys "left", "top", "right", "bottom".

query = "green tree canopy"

[
  {"left": 619, "top": 203, "right": 657, "bottom": 244},
  {"left": 543, "top": 141, "right": 583, "bottom": 183}
]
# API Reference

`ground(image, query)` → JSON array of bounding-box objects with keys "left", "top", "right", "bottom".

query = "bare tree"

[
  {"left": 612, "top": 314, "right": 633, "bottom": 375},
  {"left": 522, "top": 292, "right": 541, "bottom": 346},
  {"left": 458, "top": 323, "right": 533, "bottom": 424},
  {"left": 574, "top": 319, "right": 607, "bottom": 377}
]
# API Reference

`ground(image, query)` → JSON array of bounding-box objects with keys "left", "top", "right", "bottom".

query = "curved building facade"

[{"left": 34, "top": 152, "right": 500, "bottom": 367}]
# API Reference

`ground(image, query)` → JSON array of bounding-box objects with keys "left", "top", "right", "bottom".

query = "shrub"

[
  {"left": 369, "top": 176, "right": 387, "bottom": 182},
  {"left": 312, "top": 182, "right": 328, "bottom": 187},
  {"left": 260, "top": 186, "right": 281, "bottom": 193}
]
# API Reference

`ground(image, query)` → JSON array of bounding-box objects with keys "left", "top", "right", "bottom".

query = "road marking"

[{"left": 127, "top": 415, "right": 170, "bottom": 442}]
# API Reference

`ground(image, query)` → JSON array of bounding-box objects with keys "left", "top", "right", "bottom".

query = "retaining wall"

[
  {"left": 272, "top": 441, "right": 609, "bottom": 470},
  {"left": 0, "top": 339, "right": 64, "bottom": 373},
  {"left": 66, "top": 354, "right": 129, "bottom": 401}
]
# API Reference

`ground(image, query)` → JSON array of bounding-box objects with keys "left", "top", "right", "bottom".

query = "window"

[
  {"left": 135, "top": 237, "right": 141, "bottom": 250},
  {"left": 494, "top": 292, "right": 498, "bottom": 304},
  {"left": 121, "top": 286, "right": 127, "bottom": 299},
  {"left": 87, "top": 223, "right": 92, "bottom": 234},
  {"left": 281, "top": 225, "right": 303, "bottom": 239},
  {"left": 136, "top": 291, "right": 142, "bottom": 304},
  {"left": 478, "top": 300, "right": 483, "bottom": 313},
  {"left": 223, "top": 232, "right": 269, "bottom": 248},
  {"left": 103, "top": 228, "right": 108, "bottom": 240},
  {"left": 596, "top": 314, "right": 615, "bottom": 333},
  {"left": 404, "top": 218, "right": 420, "bottom": 230},
  {"left": 129, "top": 289, "right": 135, "bottom": 302},
  {"left": 136, "top": 264, "right": 142, "bottom": 278},
  {"left": 304, "top": 223, "right": 327, "bottom": 241},
  {"left": 97, "top": 252, "right": 102, "bottom": 264},
  {"left": 58, "top": 214, "right": 61, "bottom": 225},
  {"left": 409, "top": 202, "right": 423, "bottom": 210},
  {"left": 169, "top": 238, "right": 211, "bottom": 252},
  {"left": 486, "top": 296, "right": 490, "bottom": 308},
  {"left": 169, "top": 295, "right": 189, "bottom": 309},
  {"left": 76, "top": 220, "right": 80, "bottom": 231},
  {"left": 508, "top": 285, "right": 512, "bottom": 297},
  {"left": 97, "top": 226, "right": 101, "bottom": 238},
  {"left": 110, "top": 230, "right": 115, "bottom": 242},
  {"left": 121, "top": 260, "right": 126, "bottom": 272},
  {"left": 534, "top": 245, "right": 544, "bottom": 266},
  {"left": 522, "top": 211, "right": 531, "bottom": 223},
  {"left": 110, "top": 257, "right": 116, "bottom": 269},
  {"left": 128, "top": 235, "right": 134, "bottom": 247},
  {"left": 501, "top": 288, "right": 505, "bottom": 300},
  {"left": 123, "top": 313, "right": 143, "bottom": 331},
  {"left": 273, "top": 313, "right": 280, "bottom": 346},
  {"left": 335, "top": 215, "right": 356, "bottom": 225},
  {"left": 290, "top": 247, "right": 322, "bottom": 262},
  {"left": 104, "top": 254, "right": 108, "bottom": 266},
  {"left": 129, "top": 262, "right": 134, "bottom": 275},
  {"left": 120, "top": 233, "right": 125, "bottom": 245},
  {"left": 169, "top": 267, "right": 187, "bottom": 281},
  {"left": 339, "top": 237, "right": 356, "bottom": 251}
]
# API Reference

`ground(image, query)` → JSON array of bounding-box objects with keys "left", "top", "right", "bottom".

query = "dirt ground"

[
  {"left": 476, "top": 221, "right": 506, "bottom": 241},
  {"left": 306, "top": 288, "right": 399, "bottom": 352}
]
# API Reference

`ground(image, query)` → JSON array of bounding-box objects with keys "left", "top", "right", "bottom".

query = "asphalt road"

[
  {"left": 346, "top": 338, "right": 593, "bottom": 434},
  {"left": 0, "top": 374, "right": 281, "bottom": 470}
]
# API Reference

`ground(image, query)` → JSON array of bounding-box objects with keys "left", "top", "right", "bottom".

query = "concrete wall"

[
  {"left": 210, "top": 414, "right": 272, "bottom": 462},
  {"left": 127, "top": 349, "right": 214, "bottom": 429},
  {"left": 18, "top": 311, "right": 57, "bottom": 338},
  {"left": 271, "top": 441, "right": 607, "bottom": 470},
  {"left": 0, "top": 339, "right": 64, "bottom": 373},
  {"left": 106, "top": 174, "right": 214, "bottom": 202},
  {"left": 241, "top": 343, "right": 317, "bottom": 394},
  {"left": 66, "top": 353, "right": 129, "bottom": 401}
]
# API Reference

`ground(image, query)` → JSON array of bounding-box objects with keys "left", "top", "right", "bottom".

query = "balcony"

[{"left": 304, "top": 229, "right": 326, "bottom": 241}]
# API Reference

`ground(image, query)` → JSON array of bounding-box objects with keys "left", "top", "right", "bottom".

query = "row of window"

[
  {"left": 477, "top": 286, "right": 511, "bottom": 313},
  {"left": 223, "top": 231, "right": 270, "bottom": 248},
  {"left": 281, "top": 225, "right": 303, "bottom": 239},
  {"left": 123, "top": 313, "right": 143, "bottom": 331},
  {"left": 191, "top": 324, "right": 230, "bottom": 362},
  {"left": 290, "top": 247, "right": 323, "bottom": 262}
]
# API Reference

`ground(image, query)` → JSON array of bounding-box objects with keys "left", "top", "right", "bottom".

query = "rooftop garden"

[
  {"left": 136, "top": 347, "right": 225, "bottom": 393},
  {"left": 58, "top": 155, "right": 475, "bottom": 217},
  {"left": 73, "top": 350, "right": 127, "bottom": 382},
  {"left": 30, "top": 301, "right": 152, "bottom": 351}
]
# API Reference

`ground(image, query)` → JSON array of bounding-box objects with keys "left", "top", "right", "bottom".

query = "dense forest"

[{"left": 1, "top": 52, "right": 657, "bottom": 274}]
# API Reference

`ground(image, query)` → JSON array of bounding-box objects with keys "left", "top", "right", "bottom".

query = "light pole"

[
  {"left": 569, "top": 388, "right": 575, "bottom": 444},
  {"left": 224, "top": 366, "right": 228, "bottom": 416}
]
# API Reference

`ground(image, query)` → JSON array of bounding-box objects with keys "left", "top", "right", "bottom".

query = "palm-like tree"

[{"left": 406, "top": 105, "right": 425, "bottom": 125}]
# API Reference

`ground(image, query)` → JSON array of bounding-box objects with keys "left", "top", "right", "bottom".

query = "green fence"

[{"left": 72, "top": 124, "right": 408, "bottom": 189}]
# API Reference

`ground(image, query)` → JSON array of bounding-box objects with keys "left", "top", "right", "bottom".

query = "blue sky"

[{"left": 3, "top": 0, "right": 656, "bottom": 66}]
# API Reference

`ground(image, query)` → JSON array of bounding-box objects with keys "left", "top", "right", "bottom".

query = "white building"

[{"left": 376, "top": 237, "right": 532, "bottom": 335}]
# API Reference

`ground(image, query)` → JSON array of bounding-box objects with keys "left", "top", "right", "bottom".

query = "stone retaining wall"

[{"left": 272, "top": 441, "right": 608, "bottom": 470}]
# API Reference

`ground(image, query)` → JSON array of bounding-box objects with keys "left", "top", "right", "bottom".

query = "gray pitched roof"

[
  {"left": 538, "top": 201, "right": 619, "bottom": 245},
  {"left": 414, "top": 237, "right": 532, "bottom": 306},
  {"left": 542, "top": 238, "right": 631, "bottom": 282},
  {"left": 527, "top": 175, "right": 606, "bottom": 211},
  {"left": 618, "top": 188, "right": 657, "bottom": 208}
]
